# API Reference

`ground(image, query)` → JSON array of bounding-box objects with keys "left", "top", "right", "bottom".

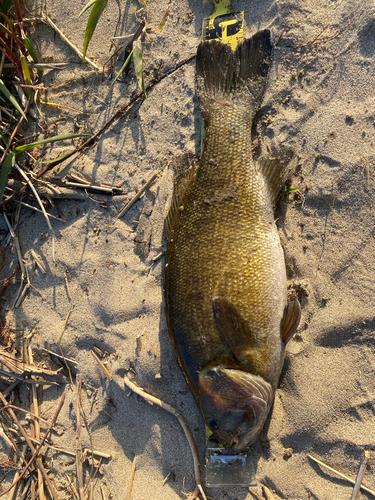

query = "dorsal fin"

[
  {"left": 255, "top": 149, "right": 294, "bottom": 207},
  {"left": 165, "top": 155, "right": 199, "bottom": 242}
]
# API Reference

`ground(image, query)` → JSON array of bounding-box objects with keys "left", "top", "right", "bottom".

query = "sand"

[{"left": 0, "top": 0, "right": 374, "bottom": 499}]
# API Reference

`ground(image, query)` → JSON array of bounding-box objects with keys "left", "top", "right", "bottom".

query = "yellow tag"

[{"left": 202, "top": 3, "right": 244, "bottom": 50}]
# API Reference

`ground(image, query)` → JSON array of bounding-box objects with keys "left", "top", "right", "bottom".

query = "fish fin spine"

[
  {"left": 165, "top": 156, "right": 199, "bottom": 242},
  {"left": 256, "top": 149, "right": 294, "bottom": 207}
]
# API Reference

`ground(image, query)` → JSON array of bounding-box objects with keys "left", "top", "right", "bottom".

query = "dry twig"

[
  {"left": 91, "top": 351, "right": 112, "bottom": 381},
  {"left": 42, "top": 14, "right": 99, "bottom": 70},
  {"left": 57, "top": 271, "right": 74, "bottom": 383},
  {"left": 7, "top": 443, "right": 27, "bottom": 500},
  {"left": 350, "top": 451, "right": 371, "bottom": 500},
  {"left": 248, "top": 487, "right": 263, "bottom": 500},
  {"left": 0, "top": 391, "right": 65, "bottom": 499},
  {"left": 124, "top": 375, "right": 206, "bottom": 500},
  {"left": 262, "top": 485, "right": 275, "bottom": 500},
  {"left": 116, "top": 172, "right": 159, "bottom": 219},
  {"left": 28, "top": 346, "right": 44, "bottom": 500},
  {"left": 0, "top": 345, "right": 62, "bottom": 383},
  {"left": 76, "top": 374, "right": 84, "bottom": 500},
  {"left": 126, "top": 456, "right": 136, "bottom": 500},
  {"left": 308, "top": 454, "right": 375, "bottom": 497}
]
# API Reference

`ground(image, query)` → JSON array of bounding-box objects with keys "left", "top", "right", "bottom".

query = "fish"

[{"left": 164, "top": 30, "right": 301, "bottom": 453}]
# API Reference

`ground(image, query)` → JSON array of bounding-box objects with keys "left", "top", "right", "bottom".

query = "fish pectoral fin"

[
  {"left": 165, "top": 154, "right": 199, "bottom": 242},
  {"left": 212, "top": 297, "right": 255, "bottom": 364},
  {"left": 281, "top": 299, "right": 301, "bottom": 344},
  {"left": 255, "top": 150, "right": 294, "bottom": 208}
]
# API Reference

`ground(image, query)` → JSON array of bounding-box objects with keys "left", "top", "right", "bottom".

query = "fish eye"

[{"left": 209, "top": 419, "right": 218, "bottom": 430}]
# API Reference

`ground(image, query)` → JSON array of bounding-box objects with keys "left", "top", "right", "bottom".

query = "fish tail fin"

[{"left": 196, "top": 30, "right": 273, "bottom": 120}]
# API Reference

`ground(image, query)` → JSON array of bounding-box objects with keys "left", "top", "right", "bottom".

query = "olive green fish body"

[{"left": 165, "top": 31, "right": 300, "bottom": 451}]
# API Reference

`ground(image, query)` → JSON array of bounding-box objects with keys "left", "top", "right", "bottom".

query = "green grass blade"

[
  {"left": 158, "top": 6, "right": 169, "bottom": 30},
  {"left": 286, "top": 186, "right": 303, "bottom": 197},
  {"left": 37, "top": 151, "right": 75, "bottom": 164},
  {"left": 20, "top": 55, "right": 32, "bottom": 92},
  {"left": 0, "top": 131, "right": 9, "bottom": 145},
  {"left": 22, "top": 36, "right": 39, "bottom": 63},
  {"left": 140, "top": 0, "right": 146, "bottom": 7},
  {"left": 0, "top": 152, "right": 15, "bottom": 201},
  {"left": 111, "top": 49, "right": 133, "bottom": 86},
  {"left": 13, "top": 133, "right": 90, "bottom": 154},
  {"left": 0, "top": 79, "right": 27, "bottom": 120},
  {"left": 82, "top": 0, "right": 108, "bottom": 63},
  {"left": 22, "top": 35, "right": 43, "bottom": 75},
  {"left": 79, "top": 0, "right": 97, "bottom": 17},
  {"left": 0, "top": 0, "right": 13, "bottom": 14},
  {"left": 133, "top": 40, "right": 147, "bottom": 100}
]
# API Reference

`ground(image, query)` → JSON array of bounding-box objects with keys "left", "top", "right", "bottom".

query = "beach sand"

[{"left": 0, "top": 0, "right": 375, "bottom": 498}]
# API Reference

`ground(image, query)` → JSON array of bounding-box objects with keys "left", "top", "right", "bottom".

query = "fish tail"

[{"left": 196, "top": 30, "right": 273, "bottom": 120}]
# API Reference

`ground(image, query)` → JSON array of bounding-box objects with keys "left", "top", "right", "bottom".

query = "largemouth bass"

[{"left": 165, "top": 30, "right": 301, "bottom": 453}]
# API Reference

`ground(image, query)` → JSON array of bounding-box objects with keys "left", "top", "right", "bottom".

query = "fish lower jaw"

[
  {"left": 216, "top": 426, "right": 262, "bottom": 453},
  {"left": 231, "top": 430, "right": 261, "bottom": 453}
]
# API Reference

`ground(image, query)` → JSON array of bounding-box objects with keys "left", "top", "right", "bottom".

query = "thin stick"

[
  {"left": 7, "top": 443, "right": 27, "bottom": 500},
  {"left": 78, "top": 389, "right": 94, "bottom": 494},
  {"left": 100, "top": 485, "right": 107, "bottom": 500},
  {"left": 57, "top": 271, "right": 74, "bottom": 384},
  {"left": 248, "top": 487, "right": 263, "bottom": 500},
  {"left": 262, "top": 485, "right": 275, "bottom": 500},
  {"left": 65, "top": 473, "right": 79, "bottom": 500},
  {"left": 350, "top": 451, "right": 371, "bottom": 500},
  {"left": 76, "top": 374, "right": 84, "bottom": 500},
  {"left": 3, "top": 213, "right": 25, "bottom": 278},
  {"left": 28, "top": 346, "right": 44, "bottom": 500},
  {"left": 4, "top": 404, "right": 50, "bottom": 424},
  {"left": 13, "top": 199, "right": 63, "bottom": 221},
  {"left": 42, "top": 14, "right": 99, "bottom": 70},
  {"left": 91, "top": 351, "right": 112, "bottom": 381},
  {"left": 0, "top": 391, "right": 65, "bottom": 499},
  {"left": 13, "top": 432, "right": 110, "bottom": 458},
  {"left": 3, "top": 63, "right": 68, "bottom": 69},
  {"left": 88, "top": 482, "right": 94, "bottom": 500},
  {"left": 116, "top": 172, "right": 159, "bottom": 219},
  {"left": 16, "top": 475, "right": 31, "bottom": 500},
  {"left": 126, "top": 456, "right": 136, "bottom": 500},
  {"left": 308, "top": 454, "right": 375, "bottom": 497},
  {"left": 14, "top": 164, "right": 55, "bottom": 262},
  {"left": 3, "top": 380, "right": 19, "bottom": 397},
  {"left": 42, "top": 348, "right": 78, "bottom": 365},
  {"left": 63, "top": 181, "right": 113, "bottom": 194},
  {"left": 124, "top": 376, "right": 206, "bottom": 500},
  {"left": 0, "top": 369, "right": 58, "bottom": 385}
]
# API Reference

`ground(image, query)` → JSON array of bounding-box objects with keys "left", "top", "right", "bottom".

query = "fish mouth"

[{"left": 199, "top": 359, "right": 273, "bottom": 452}]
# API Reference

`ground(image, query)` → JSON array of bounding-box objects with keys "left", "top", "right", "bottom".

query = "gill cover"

[{"left": 198, "top": 358, "right": 273, "bottom": 452}]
